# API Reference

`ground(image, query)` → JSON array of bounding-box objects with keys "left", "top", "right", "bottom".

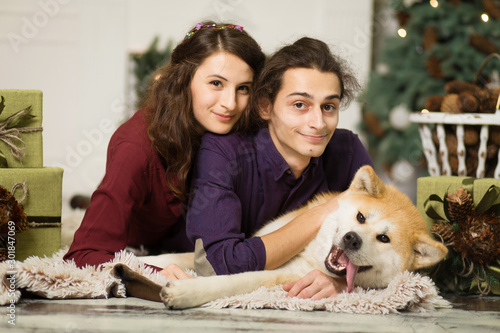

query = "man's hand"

[
  {"left": 159, "top": 264, "right": 193, "bottom": 280},
  {"left": 282, "top": 270, "right": 347, "bottom": 300}
]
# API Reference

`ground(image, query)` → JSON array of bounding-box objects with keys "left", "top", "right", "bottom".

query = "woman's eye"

[
  {"left": 238, "top": 85, "right": 250, "bottom": 94},
  {"left": 356, "top": 212, "right": 365, "bottom": 224},
  {"left": 210, "top": 80, "right": 222, "bottom": 87},
  {"left": 376, "top": 234, "right": 390, "bottom": 243}
]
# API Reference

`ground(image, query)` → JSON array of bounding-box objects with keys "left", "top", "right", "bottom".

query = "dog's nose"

[{"left": 343, "top": 231, "right": 362, "bottom": 251}]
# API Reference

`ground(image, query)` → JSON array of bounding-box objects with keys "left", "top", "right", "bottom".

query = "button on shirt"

[{"left": 186, "top": 127, "right": 373, "bottom": 276}]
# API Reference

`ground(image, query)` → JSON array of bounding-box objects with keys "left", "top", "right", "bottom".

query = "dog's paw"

[
  {"left": 160, "top": 280, "right": 203, "bottom": 310},
  {"left": 161, "top": 281, "right": 185, "bottom": 309}
]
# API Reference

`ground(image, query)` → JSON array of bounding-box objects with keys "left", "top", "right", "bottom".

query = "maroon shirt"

[{"left": 64, "top": 109, "right": 193, "bottom": 268}]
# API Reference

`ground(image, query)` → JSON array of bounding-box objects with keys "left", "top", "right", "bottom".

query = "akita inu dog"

[{"left": 142, "top": 165, "right": 447, "bottom": 309}]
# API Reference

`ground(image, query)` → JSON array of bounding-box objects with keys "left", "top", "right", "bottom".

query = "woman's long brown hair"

[{"left": 143, "top": 21, "right": 265, "bottom": 202}]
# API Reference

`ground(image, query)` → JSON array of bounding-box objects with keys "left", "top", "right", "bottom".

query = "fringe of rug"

[
  {"left": 204, "top": 271, "right": 451, "bottom": 314},
  {"left": 0, "top": 251, "right": 450, "bottom": 314},
  {"left": 0, "top": 249, "right": 167, "bottom": 306}
]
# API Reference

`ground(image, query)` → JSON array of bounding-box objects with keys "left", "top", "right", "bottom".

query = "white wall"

[{"left": 0, "top": 0, "right": 373, "bottom": 203}]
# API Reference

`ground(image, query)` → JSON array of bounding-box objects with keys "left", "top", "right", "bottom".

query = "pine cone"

[
  {"left": 441, "top": 94, "right": 460, "bottom": 113},
  {"left": 397, "top": 11, "right": 410, "bottom": 27},
  {"left": 464, "top": 126, "right": 479, "bottom": 146},
  {"left": 457, "top": 92, "right": 478, "bottom": 112},
  {"left": 423, "top": 26, "right": 438, "bottom": 51},
  {"left": 483, "top": 0, "right": 500, "bottom": 19},
  {"left": 489, "top": 126, "right": 500, "bottom": 146},
  {"left": 425, "top": 95, "right": 445, "bottom": 111},
  {"left": 487, "top": 143, "right": 499, "bottom": 159},
  {"left": 363, "top": 112, "right": 386, "bottom": 138},
  {"left": 446, "top": 188, "right": 474, "bottom": 225},
  {"left": 0, "top": 185, "right": 28, "bottom": 234},
  {"left": 0, "top": 248, "right": 7, "bottom": 262},
  {"left": 430, "top": 222, "right": 455, "bottom": 244},
  {"left": 476, "top": 88, "right": 497, "bottom": 113},
  {"left": 426, "top": 56, "right": 443, "bottom": 79},
  {"left": 454, "top": 212, "right": 500, "bottom": 264},
  {"left": 445, "top": 80, "right": 479, "bottom": 95},
  {"left": 469, "top": 33, "right": 499, "bottom": 55}
]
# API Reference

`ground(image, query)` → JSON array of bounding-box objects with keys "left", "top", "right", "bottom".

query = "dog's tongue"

[
  {"left": 339, "top": 252, "right": 359, "bottom": 293},
  {"left": 346, "top": 259, "right": 359, "bottom": 293}
]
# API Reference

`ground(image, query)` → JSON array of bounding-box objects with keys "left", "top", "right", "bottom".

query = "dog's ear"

[
  {"left": 410, "top": 233, "right": 448, "bottom": 270},
  {"left": 349, "top": 165, "right": 385, "bottom": 197}
]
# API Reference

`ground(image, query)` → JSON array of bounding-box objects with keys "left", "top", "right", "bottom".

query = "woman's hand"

[
  {"left": 159, "top": 264, "right": 193, "bottom": 280},
  {"left": 282, "top": 270, "right": 347, "bottom": 300}
]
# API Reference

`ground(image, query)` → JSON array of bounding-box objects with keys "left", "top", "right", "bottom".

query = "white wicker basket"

[
  {"left": 410, "top": 54, "right": 500, "bottom": 179},
  {"left": 410, "top": 107, "right": 500, "bottom": 179}
]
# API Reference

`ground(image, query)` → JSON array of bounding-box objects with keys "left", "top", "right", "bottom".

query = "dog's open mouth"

[{"left": 324, "top": 246, "right": 372, "bottom": 293}]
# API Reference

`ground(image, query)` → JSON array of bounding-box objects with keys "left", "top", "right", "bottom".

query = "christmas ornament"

[
  {"left": 389, "top": 104, "right": 411, "bottom": 130},
  {"left": 390, "top": 159, "right": 415, "bottom": 183}
]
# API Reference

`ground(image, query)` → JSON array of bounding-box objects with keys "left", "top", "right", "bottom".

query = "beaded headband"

[{"left": 185, "top": 23, "right": 244, "bottom": 39}]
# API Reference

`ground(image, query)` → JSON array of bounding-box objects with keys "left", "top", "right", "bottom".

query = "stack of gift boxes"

[{"left": 0, "top": 89, "right": 63, "bottom": 261}]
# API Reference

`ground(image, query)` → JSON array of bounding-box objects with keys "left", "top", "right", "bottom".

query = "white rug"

[{"left": 0, "top": 250, "right": 451, "bottom": 314}]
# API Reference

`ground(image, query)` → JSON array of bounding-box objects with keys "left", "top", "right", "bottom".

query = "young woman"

[{"left": 63, "top": 22, "right": 266, "bottom": 275}]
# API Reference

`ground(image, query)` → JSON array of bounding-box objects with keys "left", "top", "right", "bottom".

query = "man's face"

[{"left": 261, "top": 67, "right": 341, "bottom": 175}]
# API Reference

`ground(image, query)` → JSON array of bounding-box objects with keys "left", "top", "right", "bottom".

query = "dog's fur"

[{"left": 142, "top": 166, "right": 447, "bottom": 309}]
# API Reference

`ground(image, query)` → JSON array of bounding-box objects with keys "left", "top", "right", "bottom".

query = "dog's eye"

[
  {"left": 356, "top": 212, "right": 366, "bottom": 224},
  {"left": 377, "top": 234, "right": 390, "bottom": 243}
]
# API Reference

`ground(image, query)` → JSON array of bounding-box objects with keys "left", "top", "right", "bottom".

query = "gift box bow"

[
  {"left": 0, "top": 96, "right": 43, "bottom": 168},
  {"left": 424, "top": 180, "right": 500, "bottom": 222},
  {"left": 423, "top": 179, "right": 500, "bottom": 295}
]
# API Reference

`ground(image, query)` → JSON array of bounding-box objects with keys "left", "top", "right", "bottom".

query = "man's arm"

[{"left": 261, "top": 198, "right": 337, "bottom": 270}]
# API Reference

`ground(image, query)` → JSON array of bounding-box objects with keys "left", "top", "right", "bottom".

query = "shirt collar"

[{"left": 255, "top": 127, "right": 320, "bottom": 181}]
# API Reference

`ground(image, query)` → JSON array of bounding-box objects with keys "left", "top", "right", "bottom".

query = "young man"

[{"left": 184, "top": 37, "right": 373, "bottom": 299}]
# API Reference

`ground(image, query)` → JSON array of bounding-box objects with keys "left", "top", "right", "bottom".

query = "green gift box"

[
  {"left": 1, "top": 167, "right": 63, "bottom": 261},
  {"left": 0, "top": 89, "right": 43, "bottom": 168},
  {"left": 416, "top": 176, "right": 500, "bottom": 295},
  {"left": 416, "top": 176, "right": 472, "bottom": 229}
]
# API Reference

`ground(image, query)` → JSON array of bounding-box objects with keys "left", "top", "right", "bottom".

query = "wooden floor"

[{"left": 2, "top": 295, "right": 500, "bottom": 332}]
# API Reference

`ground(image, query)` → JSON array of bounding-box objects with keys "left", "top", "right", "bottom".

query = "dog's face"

[{"left": 316, "top": 166, "right": 447, "bottom": 291}]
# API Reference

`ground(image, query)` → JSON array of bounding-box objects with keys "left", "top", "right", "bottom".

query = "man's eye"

[
  {"left": 293, "top": 102, "right": 305, "bottom": 110},
  {"left": 323, "top": 104, "right": 336, "bottom": 112}
]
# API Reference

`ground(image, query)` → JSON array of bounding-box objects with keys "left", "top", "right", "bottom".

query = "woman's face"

[{"left": 190, "top": 51, "right": 254, "bottom": 134}]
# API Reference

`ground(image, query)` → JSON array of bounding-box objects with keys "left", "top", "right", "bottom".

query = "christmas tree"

[
  {"left": 361, "top": 0, "right": 500, "bottom": 179},
  {"left": 131, "top": 37, "right": 173, "bottom": 108}
]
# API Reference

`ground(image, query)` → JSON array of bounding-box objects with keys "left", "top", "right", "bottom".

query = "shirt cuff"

[{"left": 251, "top": 236, "right": 267, "bottom": 271}]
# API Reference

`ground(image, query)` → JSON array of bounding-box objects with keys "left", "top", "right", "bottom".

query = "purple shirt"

[{"left": 186, "top": 127, "right": 373, "bottom": 275}]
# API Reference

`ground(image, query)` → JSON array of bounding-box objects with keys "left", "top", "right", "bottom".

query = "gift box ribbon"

[
  {"left": 424, "top": 179, "right": 500, "bottom": 221},
  {"left": 10, "top": 181, "right": 61, "bottom": 226},
  {"left": 0, "top": 96, "right": 43, "bottom": 168}
]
